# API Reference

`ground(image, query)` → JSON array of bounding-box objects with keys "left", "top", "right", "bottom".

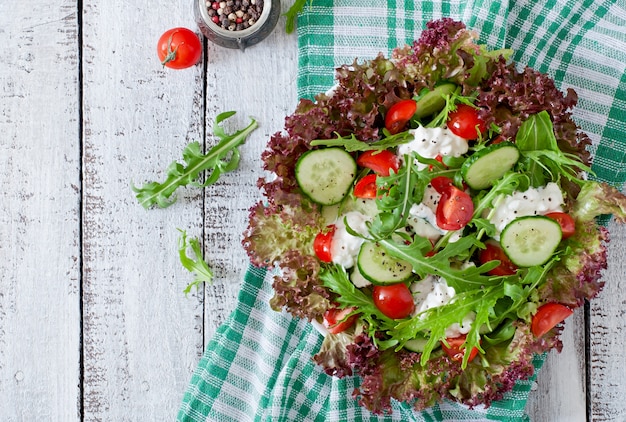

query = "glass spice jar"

[{"left": 195, "top": 0, "right": 280, "bottom": 50}]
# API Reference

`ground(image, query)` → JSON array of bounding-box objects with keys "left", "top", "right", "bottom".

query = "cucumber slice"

[
  {"left": 404, "top": 337, "right": 429, "bottom": 353},
  {"left": 461, "top": 142, "right": 520, "bottom": 190},
  {"left": 414, "top": 83, "right": 458, "bottom": 119},
  {"left": 500, "top": 216, "right": 562, "bottom": 267},
  {"left": 295, "top": 148, "right": 357, "bottom": 205},
  {"left": 357, "top": 241, "right": 413, "bottom": 285}
]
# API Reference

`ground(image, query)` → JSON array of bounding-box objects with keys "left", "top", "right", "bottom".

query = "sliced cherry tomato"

[
  {"left": 372, "top": 284, "right": 415, "bottom": 319},
  {"left": 441, "top": 334, "right": 480, "bottom": 363},
  {"left": 479, "top": 242, "right": 518, "bottom": 276},
  {"left": 531, "top": 303, "right": 574, "bottom": 337},
  {"left": 436, "top": 186, "right": 474, "bottom": 230},
  {"left": 545, "top": 212, "right": 576, "bottom": 239},
  {"left": 323, "top": 306, "right": 358, "bottom": 334},
  {"left": 353, "top": 174, "right": 378, "bottom": 199},
  {"left": 157, "top": 28, "right": 202, "bottom": 69},
  {"left": 313, "top": 225, "right": 335, "bottom": 263},
  {"left": 385, "top": 99, "right": 417, "bottom": 135},
  {"left": 447, "top": 104, "right": 487, "bottom": 140},
  {"left": 429, "top": 176, "right": 454, "bottom": 194},
  {"left": 356, "top": 150, "right": 400, "bottom": 176}
]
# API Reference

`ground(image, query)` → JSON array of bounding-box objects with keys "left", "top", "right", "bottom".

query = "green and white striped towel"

[{"left": 178, "top": 1, "right": 626, "bottom": 421}]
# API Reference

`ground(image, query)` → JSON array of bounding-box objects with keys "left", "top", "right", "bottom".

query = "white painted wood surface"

[{"left": 0, "top": 1, "right": 623, "bottom": 421}]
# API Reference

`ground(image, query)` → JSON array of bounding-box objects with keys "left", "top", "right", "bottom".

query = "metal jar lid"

[{"left": 195, "top": 0, "right": 280, "bottom": 50}]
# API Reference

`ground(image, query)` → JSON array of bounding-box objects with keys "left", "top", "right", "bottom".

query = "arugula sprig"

[
  {"left": 310, "top": 131, "right": 415, "bottom": 152},
  {"left": 319, "top": 264, "right": 396, "bottom": 339},
  {"left": 389, "top": 259, "right": 556, "bottom": 368},
  {"left": 133, "top": 111, "right": 258, "bottom": 208},
  {"left": 284, "top": 0, "right": 312, "bottom": 34},
  {"left": 516, "top": 111, "right": 593, "bottom": 187},
  {"left": 178, "top": 229, "right": 214, "bottom": 295}
]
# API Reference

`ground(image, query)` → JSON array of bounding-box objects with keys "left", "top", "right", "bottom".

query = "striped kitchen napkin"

[{"left": 178, "top": 1, "right": 626, "bottom": 421}]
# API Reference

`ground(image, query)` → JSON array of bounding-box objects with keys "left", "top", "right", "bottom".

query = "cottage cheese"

[{"left": 397, "top": 125, "right": 469, "bottom": 169}]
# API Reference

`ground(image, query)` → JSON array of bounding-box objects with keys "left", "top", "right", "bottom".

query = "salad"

[{"left": 242, "top": 18, "right": 626, "bottom": 413}]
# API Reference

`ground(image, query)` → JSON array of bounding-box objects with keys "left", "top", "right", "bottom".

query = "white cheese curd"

[
  {"left": 397, "top": 125, "right": 469, "bottom": 169},
  {"left": 410, "top": 276, "right": 475, "bottom": 337},
  {"left": 445, "top": 312, "right": 476, "bottom": 338},
  {"left": 330, "top": 211, "right": 371, "bottom": 269},
  {"left": 489, "top": 182, "right": 564, "bottom": 238},
  {"left": 411, "top": 275, "right": 456, "bottom": 315}
]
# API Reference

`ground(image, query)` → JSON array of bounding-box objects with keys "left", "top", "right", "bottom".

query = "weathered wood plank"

[
  {"left": 589, "top": 219, "right": 626, "bottom": 421},
  {"left": 525, "top": 314, "right": 587, "bottom": 421},
  {"left": 201, "top": 6, "right": 299, "bottom": 341},
  {"left": 0, "top": 1, "right": 81, "bottom": 420},
  {"left": 81, "top": 1, "right": 204, "bottom": 419}
]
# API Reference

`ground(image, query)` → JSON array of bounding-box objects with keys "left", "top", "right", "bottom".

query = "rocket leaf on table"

[
  {"left": 133, "top": 111, "right": 258, "bottom": 208},
  {"left": 178, "top": 229, "right": 214, "bottom": 295}
]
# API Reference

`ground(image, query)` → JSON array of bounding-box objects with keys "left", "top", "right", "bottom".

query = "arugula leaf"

[
  {"left": 310, "top": 131, "right": 415, "bottom": 151},
  {"left": 380, "top": 236, "right": 499, "bottom": 293},
  {"left": 133, "top": 111, "right": 258, "bottom": 208},
  {"left": 319, "top": 264, "right": 396, "bottom": 338},
  {"left": 516, "top": 111, "right": 592, "bottom": 186},
  {"left": 284, "top": 0, "right": 311, "bottom": 34},
  {"left": 178, "top": 229, "right": 214, "bottom": 295}
]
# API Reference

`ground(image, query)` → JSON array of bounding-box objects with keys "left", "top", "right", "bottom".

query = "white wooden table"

[{"left": 1, "top": 1, "right": 624, "bottom": 421}]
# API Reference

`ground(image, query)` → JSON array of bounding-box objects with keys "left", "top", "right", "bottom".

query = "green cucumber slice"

[
  {"left": 461, "top": 141, "right": 520, "bottom": 190},
  {"left": 295, "top": 148, "right": 357, "bottom": 205},
  {"left": 414, "top": 83, "right": 458, "bottom": 119},
  {"left": 500, "top": 216, "right": 562, "bottom": 267},
  {"left": 357, "top": 241, "right": 413, "bottom": 285},
  {"left": 404, "top": 337, "right": 429, "bottom": 353}
]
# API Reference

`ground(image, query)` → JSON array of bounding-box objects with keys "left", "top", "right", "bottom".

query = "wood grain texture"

[
  {"left": 589, "top": 219, "right": 626, "bottom": 422},
  {"left": 201, "top": 8, "right": 299, "bottom": 341},
  {"left": 0, "top": 1, "right": 81, "bottom": 420},
  {"left": 81, "top": 1, "right": 204, "bottom": 420}
]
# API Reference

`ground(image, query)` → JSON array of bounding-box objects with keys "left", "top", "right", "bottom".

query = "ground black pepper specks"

[{"left": 206, "top": 0, "right": 264, "bottom": 31}]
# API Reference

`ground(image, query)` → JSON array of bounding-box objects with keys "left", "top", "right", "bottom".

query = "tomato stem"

[{"left": 161, "top": 33, "right": 180, "bottom": 67}]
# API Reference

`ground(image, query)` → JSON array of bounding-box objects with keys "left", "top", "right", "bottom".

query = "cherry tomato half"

[
  {"left": 157, "top": 28, "right": 202, "bottom": 69},
  {"left": 531, "top": 303, "right": 574, "bottom": 337},
  {"left": 429, "top": 176, "right": 454, "bottom": 194},
  {"left": 385, "top": 99, "right": 417, "bottom": 135},
  {"left": 436, "top": 185, "right": 474, "bottom": 230},
  {"left": 545, "top": 212, "right": 576, "bottom": 239},
  {"left": 479, "top": 242, "right": 518, "bottom": 276},
  {"left": 323, "top": 306, "right": 358, "bottom": 334},
  {"left": 447, "top": 104, "right": 487, "bottom": 140},
  {"left": 441, "top": 334, "right": 480, "bottom": 363},
  {"left": 353, "top": 174, "right": 378, "bottom": 199},
  {"left": 313, "top": 225, "right": 335, "bottom": 263},
  {"left": 356, "top": 150, "right": 400, "bottom": 176},
  {"left": 372, "top": 284, "right": 415, "bottom": 319}
]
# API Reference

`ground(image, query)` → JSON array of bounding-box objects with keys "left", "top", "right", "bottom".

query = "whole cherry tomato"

[
  {"left": 372, "top": 283, "right": 415, "bottom": 319},
  {"left": 441, "top": 334, "right": 480, "bottom": 363},
  {"left": 531, "top": 303, "right": 574, "bottom": 337},
  {"left": 353, "top": 174, "right": 378, "bottom": 199},
  {"left": 385, "top": 99, "right": 417, "bottom": 135},
  {"left": 323, "top": 306, "right": 358, "bottom": 334},
  {"left": 545, "top": 212, "right": 576, "bottom": 239},
  {"left": 313, "top": 225, "right": 335, "bottom": 263},
  {"left": 356, "top": 150, "right": 400, "bottom": 176},
  {"left": 479, "top": 242, "right": 518, "bottom": 276},
  {"left": 157, "top": 28, "right": 202, "bottom": 69},
  {"left": 447, "top": 104, "right": 487, "bottom": 140}
]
